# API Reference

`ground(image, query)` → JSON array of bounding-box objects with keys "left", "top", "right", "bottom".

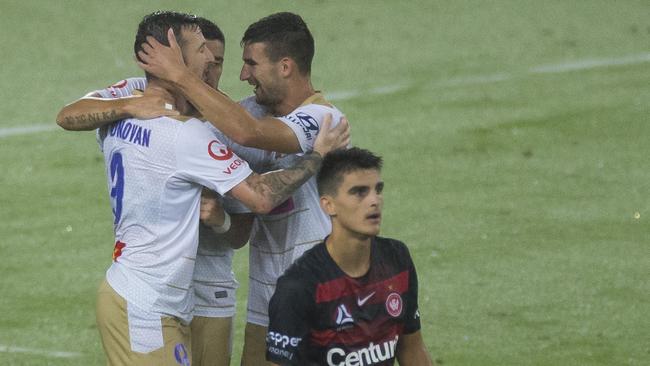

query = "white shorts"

[
  {"left": 246, "top": 240, "right": 319, "bottom": 326},
  {"left": 193, "top": 277, "right": 238, "bottom": 318},
  {"left": 193, "top": 226, "right": 238, "bottom": 318},
  {"left": 246, "top": 276, "right": 276, "bottom": 326}
]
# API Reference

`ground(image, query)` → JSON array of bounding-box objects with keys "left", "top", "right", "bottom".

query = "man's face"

[
  {"left": 240, "top": 42, "right": 286, "bottom": 108},
  {"left": 326, "top": 169, "right": 384, "bottom": 238},
  {"left": 180, "top": 26, "right": 213, "bottom": 83},
  {"left": 205, "top": 39, "right": 224, "bottom": 89}
]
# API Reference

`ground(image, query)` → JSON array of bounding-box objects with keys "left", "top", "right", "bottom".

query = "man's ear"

[
  {"left": 320, "top": 195, "right": 336, "bottom": 216},
  {"left": 279, "top": 57, "right": 294, "bottom": 77}
]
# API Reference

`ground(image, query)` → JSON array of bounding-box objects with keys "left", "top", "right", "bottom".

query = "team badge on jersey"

[
  {"left": 385, "top": 293, "right": 403, "bottom": 317},
  {"left": 208, "top": 140, "right": 234, "bottom": 161}
]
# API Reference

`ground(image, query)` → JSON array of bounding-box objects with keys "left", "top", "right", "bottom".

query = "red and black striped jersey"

[{"left": 266, "top": 236, "right": 421, "bottom": 365}]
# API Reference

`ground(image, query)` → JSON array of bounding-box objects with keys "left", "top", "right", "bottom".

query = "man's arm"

[
  {"left": 136, "top": 29, "right": 306, "bottom": 153},
  {"left": 56, "top": 90, "right": 178, "bottom": 131},
  {"left": 396, "top": 331, "right": 435, "bottom": 366},
  {"left": 229, "top": 151, "right": 323, "bottom": 214},
  {"left": 229, "top": 113, "right": 349, "bottom": 214},
  {"left": 200, "top": 191, "right": 253, "bottom": 249}
]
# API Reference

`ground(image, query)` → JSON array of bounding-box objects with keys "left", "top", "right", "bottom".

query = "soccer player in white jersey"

[
  {"left": 137, "top": 12, "right": 348, "bottom": 365},
  {"left": 62, "top": 11, "right": 349, "bottom": 366},
  {"left": 57, "top": 17, "right": 239, "bottom": 366}
]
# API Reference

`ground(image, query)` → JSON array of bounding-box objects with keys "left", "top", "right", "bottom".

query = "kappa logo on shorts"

[
  {"left": 174, "top": 343, "right": 190, "bottom": 366},
  {"left": 208, "top": 140, "right": 234, "bottom": 161}
]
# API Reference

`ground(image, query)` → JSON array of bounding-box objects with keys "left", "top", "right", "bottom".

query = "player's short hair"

[
  {"left": 241, "top": 12, "right": 314, "bottom": 75},
  {"left": 197, "top": 17, "right": 225, "bottom": 44},
  {"left": 134, "top": 11, "right": 200, "bottom": 64},
  {"left": 317, "top": 148, "right": 383, "bottom": 196}
]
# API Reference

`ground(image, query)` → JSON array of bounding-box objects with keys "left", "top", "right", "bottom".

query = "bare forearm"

[
  {"left": 243, "top": 151, "right": 322, "bottom": 213},
  {"left": 396, "top": 335, "right": 434, "bottom": 366},
  {"left": 56, "top": 98, "right": 129, "bottom": 131},
  {"left": 175, "top": 73, "right": 279, "bottom": 149}
]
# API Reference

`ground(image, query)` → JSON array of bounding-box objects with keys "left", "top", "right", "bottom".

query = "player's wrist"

[
  {"left": 210, "top": 211, "right": 231, "bottom": 234},
  {"left": 172, "top": 68, "right": 195, "bottom": 88},
  {"left": 310, "top": 149, "right": 324, "bottom": 160}
]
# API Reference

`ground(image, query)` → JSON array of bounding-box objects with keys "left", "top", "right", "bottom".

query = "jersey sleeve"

[
  {"left": 175, "top": 119, "right": 252, "bottom": 196},
  {"left": 266, "top": 275, "right": 313, "bottom": 365},
  {"left": 402, "top": 245, "right": 422, "bottom": 334},
  {"left": 277, "top": 104, "right": 344, "bottom": 153},
  {"left": 95, "top": 77, "right": 147, "bottom": 99}
]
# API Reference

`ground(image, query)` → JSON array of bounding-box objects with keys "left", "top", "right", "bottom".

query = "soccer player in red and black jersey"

[{"left": 266, "top": 147, "right": 434, "bottom": 365}]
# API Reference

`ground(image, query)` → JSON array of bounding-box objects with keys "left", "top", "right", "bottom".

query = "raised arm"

[
  {"left": 136, "top": 29, "right": 303, "bottom": 153},
  {"left": 396, "top": 331, "right": 435, "bottom": 366},
  {"left": 229, "top": 114, "right": 349, "bottom": 214},
  {"left": 56, "top": 89, "right": 178, "bottom": 131}
]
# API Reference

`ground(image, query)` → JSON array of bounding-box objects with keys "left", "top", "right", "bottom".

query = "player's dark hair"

[
  {"left": 241, "top": 12, "right": 314, "bottom": 75},
  {"left": 134, "top": 11, "right": 200, "bottom": 65},
  {"left": 317, "top": 148, "right": 383, "bottom": 196},
  {"left": 197, "top": 17, "right": 225, "bottom": 44}
]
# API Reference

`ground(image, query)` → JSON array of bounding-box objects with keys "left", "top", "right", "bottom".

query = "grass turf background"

[{"left": 1, "top": 1, "right": 648, "bottom": 365}]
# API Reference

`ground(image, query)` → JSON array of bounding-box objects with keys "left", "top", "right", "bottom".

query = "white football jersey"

[
  {"left": 97, "top": 115, "right": 251, "bottom": 323},
  {"left": 97, "top": 78, "right": 147, "bottom": 98},
  {"left": 97, "top": 78, "right": 241, "bottom": 318},
  {"left": 223, "top": 94, "right": 344, "bottom": 325}
]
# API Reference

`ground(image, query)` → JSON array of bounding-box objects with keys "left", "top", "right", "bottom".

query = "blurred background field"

[{"left": 1, "top": 0, "right": 648, "bottom": 365}]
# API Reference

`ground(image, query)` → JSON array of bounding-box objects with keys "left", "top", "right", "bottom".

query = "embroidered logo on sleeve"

[
  {"left": 288, "top": 112, "right": 320, "bottom": 141},
  {"left": 208, "top": 140, "right": 234, "bottom": 161},
  {"left": 107, "top": 79, "right": 128, "bottom": 98}
]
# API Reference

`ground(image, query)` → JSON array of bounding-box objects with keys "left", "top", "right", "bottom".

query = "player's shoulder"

[
  {"left": 239, "top": 95, "right": 269, "bottom": 118},
  {"left": 120, "top": 77, "right": 147, "bottom": 89},
  {"left": 99, "top": 77, "right": 148, "bottom": 98},
  {"left": 290, "top": 103, "right": 341, "bottom": 119},
  {"left": 374, "top": 236, "right": 413, "bottom": 265},
  {"left": 280, "top": 242, "right": 329, "bottom": 284},
  {"left": 174, "top": 117, "right": 221, "bottom": 139}
]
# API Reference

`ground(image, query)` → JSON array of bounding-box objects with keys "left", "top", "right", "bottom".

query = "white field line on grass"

[
  {"left": 2, "top": 52, "right": 649, "bottom": 139},
  {"left": 0, "top": 344, "right": 82, "bottom": 358},
  {"left": 0, "top": 124, "right": 57, "bottom": 138},
  {"left": 530, "top": 53, "right": 650, "bottom": 74}
]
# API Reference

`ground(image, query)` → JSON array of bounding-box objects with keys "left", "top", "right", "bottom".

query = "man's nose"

[{"left": 239, "top": 65, "right": 249, "bottom": 81}]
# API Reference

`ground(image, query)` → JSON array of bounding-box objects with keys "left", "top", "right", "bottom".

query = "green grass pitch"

[{"left": 1, "top": 0, "right": 648, "bottom": 365}]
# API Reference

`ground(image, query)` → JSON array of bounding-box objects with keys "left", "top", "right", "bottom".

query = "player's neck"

[
  {"left": 326, "top": 229, "right": 373, "bottom": 278},
  {"left": 147, "top": 79, "right": 193, "bottom": 116},
  {"left": 272, "top": 77, "right": 315, "bottom": 116}
]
